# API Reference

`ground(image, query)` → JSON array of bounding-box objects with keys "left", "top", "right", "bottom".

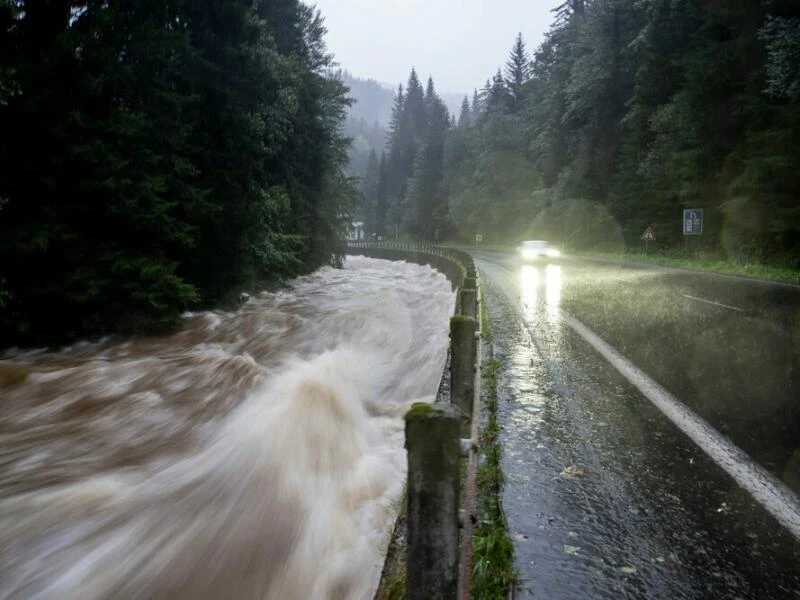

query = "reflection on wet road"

[{"left": 476, "top": 251, "right": 800, "bottom": 599}]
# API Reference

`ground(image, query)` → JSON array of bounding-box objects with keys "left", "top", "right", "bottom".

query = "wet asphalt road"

[{"left": 473, "top": 250, "right": 800, "bottom": 599}]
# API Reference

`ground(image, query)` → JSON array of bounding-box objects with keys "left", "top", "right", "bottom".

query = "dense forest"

[
  {"left": 0, "top": 0, "right": 356, "bottom": 346},
  {"left": 362, "top": 0, "right": 800, "bottom": 265},
  {"left": 360, "top": 70, "right": 453, "bottom": 241}
]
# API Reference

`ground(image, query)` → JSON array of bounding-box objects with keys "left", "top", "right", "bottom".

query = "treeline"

[
  {"left": 366, "top": 0, "right": 800, "bottom": 265},
  {"left": 339, "top": 71, "right": 395, "bottom": 125},
  {"left": 361, "top": 70, "right": 453, "bottom": 241},
  {"left": 343, "top": 116, "right": 386, "bottom": 179},
  {"left": 0, "top": 0, "right": 356, "bottom": 346}
]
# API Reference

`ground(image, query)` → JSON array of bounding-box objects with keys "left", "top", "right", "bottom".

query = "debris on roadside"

[{"left": 560, "top": 465, "right": 585, "bottom": 478}]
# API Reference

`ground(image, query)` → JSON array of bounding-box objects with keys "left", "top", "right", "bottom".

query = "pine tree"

[
  {"left": 553, "top": 0, "right": 588, "bottom": 26},
  {"left": 387, "top": 84, "right": 404, "bottom": 145},
  {"left": 405, "top": 69, "right": 427, "bottom": 136},
  {"left": 407, "top": 82, "right": 450, "bottom": 239},
  {"left": 486, "top": 69, "right": 511, "bottom": 112},
  {"left": 505, "top": 33, "right": 531, "bottom": 108},
  {"left": 374, "top": 152, "right": 389, "bottom": 237},
  {"left": 458, "top": 96, "right": 471, "bottom": 127},
  {"left": 361, "top": 150, "right": 380, "bottom": 236}
]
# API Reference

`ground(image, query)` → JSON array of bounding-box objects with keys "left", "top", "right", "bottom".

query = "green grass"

[
  {"left": 589, "top": 250, "right": 800, "bottom": 283},
  {"left": 471, "top": 333, "right": 518, "bottom": 598}
]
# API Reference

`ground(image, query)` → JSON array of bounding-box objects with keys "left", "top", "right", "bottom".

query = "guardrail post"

[
  {"left": 450, "top": 315, "right": 477, "bottom": 429},
  {"left": 459, "top": 287, "right": 477, "bottom": 319},
  {"left": 405, "top": 402, "right": 461, "bottom": 600}
]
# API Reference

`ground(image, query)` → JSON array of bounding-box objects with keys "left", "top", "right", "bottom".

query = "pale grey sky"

[{"left": 312, "top": 0, "right": 559, "bottom": 95}]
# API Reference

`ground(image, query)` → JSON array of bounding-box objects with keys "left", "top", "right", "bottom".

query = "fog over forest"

[
  {"left": 1, "top": 0, "right": 798, "bottom": 346},
  {"left": 347, "top": 1, "right": 800, "bottom": 268}
]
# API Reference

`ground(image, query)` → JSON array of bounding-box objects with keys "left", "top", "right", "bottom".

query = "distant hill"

[
  {"left": 339, "top": 72, "right": 389, "bottom": 178},
  {"left": 340, "top": 70, "right": 465, "bottom": 128},
  {"left": 340, "top": 71, "right": 395, "bottom": 126},
  {"left": 339, "top": 71, "right": 465, "bottom": 178}
]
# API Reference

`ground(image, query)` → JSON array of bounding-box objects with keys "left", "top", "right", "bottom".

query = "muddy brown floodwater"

[{"left": 0, "top": 256, "right": 454, "bottom": 600}]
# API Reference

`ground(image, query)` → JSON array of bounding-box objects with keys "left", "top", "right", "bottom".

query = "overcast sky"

[{"left": 312, "top": 0, "right": 559, "bottom": 95}]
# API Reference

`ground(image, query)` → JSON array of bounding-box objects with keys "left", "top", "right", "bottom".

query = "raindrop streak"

[{"left": 0, "top": 256, "right": 455, "bottom": 600}]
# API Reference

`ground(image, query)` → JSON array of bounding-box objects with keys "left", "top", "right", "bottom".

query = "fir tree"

[
  {"left": 458, "top": 96, "right": 471, "bottom": 127},
  {"left": 505, "top": 33, "right": 531, "bottom": 108}
]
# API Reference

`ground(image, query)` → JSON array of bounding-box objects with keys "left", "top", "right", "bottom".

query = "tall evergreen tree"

[
  {"left": 471, "top": 88, "right": 482, "bottom": 117},
  {"left": 361, "top": 150, "right": 379, "bottom": 236},
  {"left": 374, "top": 151, "right": 389, "bottom": 237},
  {"left": 505, "top": 33, "right": 531, "bottom": 108},
  {"left": 458, "top": 96, "right": 471, "bottom": 127}
]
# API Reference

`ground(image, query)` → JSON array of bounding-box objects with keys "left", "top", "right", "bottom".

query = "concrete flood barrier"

[
  {"left": 405, "top": 402, "right": 461, "bottom": 599},
  {"left": 450, "top": 315, "right": 476, "bottom": 433},
  {"left": 346, "top": 243, "right": 480, "bottom": 599}
]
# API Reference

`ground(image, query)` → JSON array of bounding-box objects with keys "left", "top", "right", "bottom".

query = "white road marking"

[
  {"left": 680, "top": 293, "right": 745, "bottom": 312},
  {"left": 560, "top": 309, "right": 800, "bottom": 541}
]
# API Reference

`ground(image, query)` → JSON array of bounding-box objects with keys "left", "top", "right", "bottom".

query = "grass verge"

[
  {"left": 471, "top": 280, "right": 517, "bottom": 599},
  {"left": 471, "top": 356, "right": 517, "bottom": 598},
  {"left": 575, "top": 250, "right": 800, "bottom": 284}
]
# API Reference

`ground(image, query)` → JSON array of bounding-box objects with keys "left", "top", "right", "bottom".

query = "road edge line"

[{"left": 559, "top": 309, "right": 800, "bottom": 541}]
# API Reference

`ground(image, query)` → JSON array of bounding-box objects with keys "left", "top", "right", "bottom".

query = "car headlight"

[{"left": 521, "top": 248, "right": 538, "bottom": 259}]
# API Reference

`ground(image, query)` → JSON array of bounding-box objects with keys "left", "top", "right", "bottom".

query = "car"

[{"left": 518, "top": 240, "right": 560, "bottom": 260}]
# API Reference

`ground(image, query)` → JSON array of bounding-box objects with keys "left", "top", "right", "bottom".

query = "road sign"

[
  {"left": 683, "top": 209, "right": 703, "bottom": 235},
  {"left": 475, "top": 233, "right": 483, "bottom": 243},
  {"left": 641, "top": 226, "right": 655, "bottom": 241}
]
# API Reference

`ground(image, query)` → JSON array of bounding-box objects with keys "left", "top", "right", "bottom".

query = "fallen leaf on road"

[
  {"left": 619, "top": 566, "right": 637, "bottom": 574},
  {"left": 564, "top": 545, "right": 580, "bottom": 555},
  {"left": 560, "top": 465, "right": 585, "bottom": 477}
]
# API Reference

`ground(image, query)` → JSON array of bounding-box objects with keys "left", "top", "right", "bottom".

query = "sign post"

[
  {"left": 475, "top": 233, "right": 483, "bottom": 246},
  {"left": 641, "top": 225, "right": 655, "bottom": 255}
]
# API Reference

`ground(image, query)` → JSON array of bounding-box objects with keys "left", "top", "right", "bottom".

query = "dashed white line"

[
  {"left": 560, "top": 309, "right": 800, "bottom": 541},
  {"left": 680, "top": 293, "right": 745, "bottom": 312}
]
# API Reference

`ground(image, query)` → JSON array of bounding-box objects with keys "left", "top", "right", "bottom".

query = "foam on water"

[{"left": 0, "top": 256, "right": 454, "bottom": 599}]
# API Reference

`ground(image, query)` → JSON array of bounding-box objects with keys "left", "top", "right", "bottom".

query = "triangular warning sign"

[{"left": 641, "top": 226, "right": 655, "bottom": 241}]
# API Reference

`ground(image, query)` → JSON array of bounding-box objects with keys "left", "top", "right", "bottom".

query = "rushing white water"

[{"left": 0, "top": 256, "right": 455, "bottom": 600}]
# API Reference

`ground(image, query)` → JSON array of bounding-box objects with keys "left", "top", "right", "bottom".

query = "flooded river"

[{"left": 0, "top": 256, "right": 454, "bottom": 599}]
